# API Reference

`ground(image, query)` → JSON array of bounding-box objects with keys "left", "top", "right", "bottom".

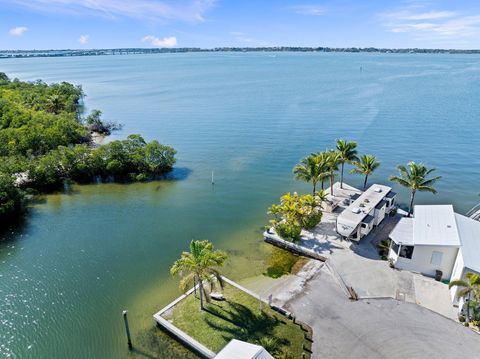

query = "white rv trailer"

[{"left": 336, "top": 184, "right": 396, "bottom": 241}]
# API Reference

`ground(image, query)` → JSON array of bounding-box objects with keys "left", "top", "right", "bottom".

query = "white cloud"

[
  {"left": 142, "top": 35, "right": 177, "bottom": 47},
  {"left": 380, "top": 4, "right": 480, "bottom": 41},
  {"left": 9, "top": 26, "right": 28, "bottom": 36},
  {"left": 78, "top": 34, "right": 89, "bottom": 44},
  {"left": 291, "top": 5, "right": 326, "bottom": 16},
  {"left": 398, "top": 11, "right": 457, "bottom": 21},
  {"left": 9, "top": 0, "right": 216, "bottom": 23}
]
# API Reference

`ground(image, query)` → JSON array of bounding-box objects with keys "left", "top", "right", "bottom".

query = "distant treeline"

[
  {"left": 0, "top": 73, "right": 176, "bottom": 220},
  {"left": 2, "top": 47, "right": 480, "bottom": 58}
]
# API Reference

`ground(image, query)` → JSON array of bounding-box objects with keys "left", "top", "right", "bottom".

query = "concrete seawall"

[{"left": 263, "top": 231, "right": 327, "bottom": 261}]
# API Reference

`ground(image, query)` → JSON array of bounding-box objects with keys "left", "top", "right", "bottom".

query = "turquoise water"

[{"left": 1, "top": 52, "right": 480, "bottom": 358}]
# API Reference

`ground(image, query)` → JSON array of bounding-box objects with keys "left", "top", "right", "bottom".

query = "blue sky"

[{"left": 2, "top": 0, "right": 480, "bottom": 50}]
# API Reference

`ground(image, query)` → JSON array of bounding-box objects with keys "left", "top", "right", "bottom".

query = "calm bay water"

[{"left": 1, "top": 52, "right": 480, "bottom": 358}]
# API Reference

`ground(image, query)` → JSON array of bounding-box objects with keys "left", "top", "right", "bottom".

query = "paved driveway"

[
  {"left": 286, "top": 268, "right": 480, "bottom": 359},
  {"left": 294, "top": 209, "right": 457, "bottom": 319}
]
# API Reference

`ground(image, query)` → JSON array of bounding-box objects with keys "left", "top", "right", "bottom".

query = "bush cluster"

[
  {"left": 0, "top": 73, "right": 176, "bottom": 219},
  {"left": 268, "top": 192, "right": 323, "bottom": 242}
]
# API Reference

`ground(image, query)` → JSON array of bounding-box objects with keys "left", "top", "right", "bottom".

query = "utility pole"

[{"left": 122, "top": 310, "right": 132, "bottom": 350}]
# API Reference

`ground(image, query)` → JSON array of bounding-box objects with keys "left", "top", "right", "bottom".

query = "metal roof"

[
  {"left": 215, "top": 340, "right": 274, "bottom": 359},
  {"left": 338, "top": 184, "right": 393, "bottom": 228},
  {"left": 389, "top": 217, "right": 414, "bottom": 245},
  {"left": 455, "top": 214, "right": 480, "bottom": 273},
  {"left": 412, "top": 205, "right": 461, "bottom": 246}
]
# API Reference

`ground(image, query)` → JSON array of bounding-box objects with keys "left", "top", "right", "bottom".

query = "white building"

[
  {"left": 388, "top": 205, "right": 480, "bottom": 313},
  {"left": 215, "top": 339, "right": 274, "bottom": 359},
  {"left": 449, "top": 214, "right": 480, "bottom": 313},
  {"left": 336, "top": 184, "right": 397, "bottom": 241}
]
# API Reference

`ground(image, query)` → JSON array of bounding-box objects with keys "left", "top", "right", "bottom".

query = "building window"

[
  {"left": 399, "top": 245, "right": 414, "bottom": 259},
  {"left": 391, "top": 240, "right": 399, "bottom": 254},
  {"left": 430, "top": 251, "right": 443, "bottom": 266}
]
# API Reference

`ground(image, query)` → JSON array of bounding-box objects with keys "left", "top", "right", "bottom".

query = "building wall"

[
  {"left": 450, "top": 250, "right": 465, "bottom": 304},
  {"left": 392, "top": 245, "right": 459, "bottom": 280}
]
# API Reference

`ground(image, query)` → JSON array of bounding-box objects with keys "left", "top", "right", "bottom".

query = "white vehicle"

[{"left": 336, "top": 184, "right": 396, "bottom": 241}]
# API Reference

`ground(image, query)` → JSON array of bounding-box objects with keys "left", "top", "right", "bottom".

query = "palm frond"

[{"left": 449, "top": 279, "right": 468, "bottom": 289}]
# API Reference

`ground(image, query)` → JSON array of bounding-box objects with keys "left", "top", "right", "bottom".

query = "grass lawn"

[{"left": 164, "top": 283, "right": 308, "bottom": 358}]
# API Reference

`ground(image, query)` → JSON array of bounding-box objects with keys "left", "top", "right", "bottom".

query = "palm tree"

[
  {"left": 316, "top": 151, "right": 331, "bottom": 190},
  {"left": 389, "top": 161, "right": 441, "bottom": 217},
  {"left": 46, "top": 94, "right": 63, "bottom": 114},
  {"left": 449, "top": 272, "right": 480, "bottom": 323},
  {"left": 315, "top": 189, "right": 328, "bottom": 207},
  {"left": 336, "top": 139, "right": 358, "bottom": 189},
  {"left": 350, "top": 154, "right": 380, "bottom": 189},
  {"left": 293, "top": 154, "right": 328, "bottom": 195},
  {"left": 170, "top": 240, "right": 227, "bottom": 311},
  {"left": 325, "top": 150, "right": 340, "bottom": 196}
]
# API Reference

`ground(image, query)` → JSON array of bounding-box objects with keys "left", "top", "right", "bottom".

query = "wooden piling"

[{"left": 122, "top": 310, "right": 132, "bottom": 350}]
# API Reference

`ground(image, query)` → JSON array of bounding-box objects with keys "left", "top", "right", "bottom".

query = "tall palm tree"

[
  {"left": 336, "top": 139, "right": 358, "bottom": 189},
  {"left": 170, "top": 240, "right": 227, "bottom": 311},
  {"left": 326, "top": 150, "right": 340, "bottom": 196},
  {"left": 293, "top": 154, "right": 328, "bottom": 195},
  {"left": 389, "top": 161, "right": 441, "bottom": 217},
  {"left": 449, "top": 272, "right": 480, "bottom": 323},
  {"left": 350, "top": 154, "right": 380, "bottom": 189}
]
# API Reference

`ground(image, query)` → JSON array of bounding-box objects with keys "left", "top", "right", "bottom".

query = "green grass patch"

[{"left": 165, "top": 283, "right": 306, "bottom": 358}]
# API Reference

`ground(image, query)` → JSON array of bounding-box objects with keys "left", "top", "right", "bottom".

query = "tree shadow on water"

[
  {"left": 204, "top": 301, "right": 290, "bottom": 346},
  {"left": 159, "top": 167, "right": 192, "bottom": 181}
]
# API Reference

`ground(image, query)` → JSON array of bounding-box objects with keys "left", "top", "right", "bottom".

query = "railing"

[{"left": 467, "top": 202, "right": 480, "bottom": 221}]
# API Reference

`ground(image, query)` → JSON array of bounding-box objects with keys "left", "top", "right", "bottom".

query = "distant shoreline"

[{"left": 2, "top": 46, "right": 480, "bottom": 59}]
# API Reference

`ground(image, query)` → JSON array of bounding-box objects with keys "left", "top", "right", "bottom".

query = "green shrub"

[
  {"left": 0, "top": 174, "right": 23, "bottom": 215},
  {"left": 135, "top": 173, "right": 148, "bottom": 182},
  {"left": 376, "top": 239, "right": 391, "bottom": 257},
  {"left": 274, "top": 220, "right": 302, "bottom": 242},
  {"left": 268, "top": 192, "right": 323, "bottom": 238},
  {"left": 258, "top": 337, "right": 279, "bottom": 355},
  {"left": 302, "top": 212, "right": 322, "bottom": 229}
]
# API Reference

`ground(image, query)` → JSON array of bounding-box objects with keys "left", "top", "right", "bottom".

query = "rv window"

[
  {"left": 391, "top": 240, "right": 399, "bottom": 254},
  {"left": 430, "top": 251, "right": 443, "bottom": 266},
  {"left": 399, "top": 245, "right": 414, "bottom": 259}
]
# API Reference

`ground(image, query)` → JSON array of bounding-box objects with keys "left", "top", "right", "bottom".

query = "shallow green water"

[{"left": 1, "top": 52, "right": 480, "bottom": 358}]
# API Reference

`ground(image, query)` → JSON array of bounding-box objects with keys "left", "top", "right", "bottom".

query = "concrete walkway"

[{"left": 285, "top": 268, "right": 480, "bottom": 359}]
